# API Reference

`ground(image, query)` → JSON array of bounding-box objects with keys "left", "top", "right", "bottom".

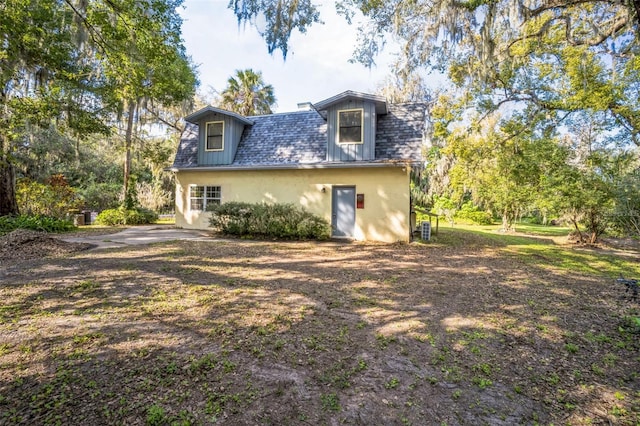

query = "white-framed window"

[
  {"left": 189, "top": 185, "right": 204, "bottom": 211},
  {"left": 189, "top": 185, "right": 221, "bottom": 211},
  {"left": 337, "top": 109, "right": 363, "bottom": 143},
  {"left": 205, "top": 121, "right": 224, "bottom": 151}
]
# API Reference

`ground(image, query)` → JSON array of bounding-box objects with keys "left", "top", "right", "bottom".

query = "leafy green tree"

[
  {"left": 556, "top": 153, "right": 614, "bottom": 243},
  {"left": 442, "top": 111, "right": 570, "bottom": 232},
  {"left": 231, "top": 1, "right": 640, "bottom": 145},
  {"left": 420, "top": 92, "right": 468, "bottom": 203},
  {"left": 432, "top": 195, "right": 457, "bottom": 226},
  {"left": 13, "top": 128, "right": 80, "bottom": 183},
  {"left": 0, "top": 0, "right": 109, "bottom": 215},
  {"left": 86, "top": 0, "right": 197, "bottom": 199},
  {"left": 219, "top": 69, "right": 277, "bottom": 116},
  {"left": 0, "top": 0, "right": 197, "bottom": 216},
  {"left": 340, "top": 1, "right": 639, "bottom": 128},
  {"left": 376, "top": 69, "right": 431, "bottom": 103},
  {"left": 611, "top": 161, "right": 640, "bottom": 236}
]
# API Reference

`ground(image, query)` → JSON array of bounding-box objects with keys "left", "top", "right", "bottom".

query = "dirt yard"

[{"left": 0, "top": 229, "right": 638, "bottom": 425}]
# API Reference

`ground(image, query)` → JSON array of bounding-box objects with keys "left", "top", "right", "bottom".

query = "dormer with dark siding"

[
  {"left": 184, "top": 106, "right": 253, "bottom": 166},
  {"left": 313, "top": 91, "right": 388, "bottom": 162}
]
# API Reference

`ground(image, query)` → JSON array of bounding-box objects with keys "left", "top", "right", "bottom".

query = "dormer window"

[
  {"left": 338, "top": 109, "right": 363, "bottom": 143},
  {"left": 206, "top": 121, "right": 224, "bottom": 151}
]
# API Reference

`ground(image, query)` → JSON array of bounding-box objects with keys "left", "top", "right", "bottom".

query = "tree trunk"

[
  {"left": 74, "top": 137, "right": 81, "bottom": 167},
  {"left": 0, "top": 159, "right": 19, "bottom": 216},
  {"left": 585, "top": 207, "right": 605, "bottom": 245},
  {"left": 501, "top": 214, "right": 510, "bottom": 232},
  {"left": 0, "top": 133, "right": 19, "bottom": 216},
  {"left": 633, "top": 0, "right": 640, "bottom": 29},
  {"left": 501, "top": 208, "right": 514, "bottom": 232},
  {"left": 123, "top": 100, "right": 136, "bottom": 201},
  {"left": 571, "top": 218, "right": 584, "bottom": 244}
]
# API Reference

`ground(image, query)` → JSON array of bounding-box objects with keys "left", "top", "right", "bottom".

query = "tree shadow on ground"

[{"left": 0, "top": 236, "right": 638, "bottom": 425}]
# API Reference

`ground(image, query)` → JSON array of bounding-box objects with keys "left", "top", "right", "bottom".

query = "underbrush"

[
  {"left": 208, "top": 202, "right": 330, "bottom": 240},
  {"left": 0, "top": 214, "right": 75, "bottom": 235},
  {"left": 454, "top": 202, "right": 494, "bottom": 225}
]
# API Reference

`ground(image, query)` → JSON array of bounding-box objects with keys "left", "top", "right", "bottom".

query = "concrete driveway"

[{"left": 61, "top": 225, "right": 213, "bottom": 250}]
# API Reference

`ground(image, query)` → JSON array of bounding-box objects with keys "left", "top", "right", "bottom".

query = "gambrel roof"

[{"left": 171, "top": 102, "right": 427, "bottom": 170}]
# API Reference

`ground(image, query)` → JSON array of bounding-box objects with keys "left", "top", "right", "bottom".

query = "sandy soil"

[{"left": 0, "top": 230, "right": 638, "bottom": 425}]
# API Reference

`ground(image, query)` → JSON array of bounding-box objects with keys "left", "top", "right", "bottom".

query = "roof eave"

[
  {"left": 184, "top": 106, "right": 254, "bottom": 125},
  {"left": 168, "top": 161, "right": 417, "bottom": 173},
  {"left": 313, "top": 90, "right": 388, "bottom": 115}
]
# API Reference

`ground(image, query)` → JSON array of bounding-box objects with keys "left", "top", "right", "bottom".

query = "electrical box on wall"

[{"left": 356, "top": 193, "right": 365, "bottom": 209}]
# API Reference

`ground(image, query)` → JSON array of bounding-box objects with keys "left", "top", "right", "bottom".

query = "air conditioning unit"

[{"left": 421, "top": 221, "right": 431, "bottom": 241}]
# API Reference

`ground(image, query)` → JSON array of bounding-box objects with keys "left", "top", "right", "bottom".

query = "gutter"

[{"left": 166, "top": 161, "right": 421, "bottom": 173}]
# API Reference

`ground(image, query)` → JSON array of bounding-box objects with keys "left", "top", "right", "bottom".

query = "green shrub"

[
  {"left": 455, "top": 202, "right": 494, "bottom": 225},
  {"left": 208, "top": 202, "right": 330, "bottom": 240},
  {"left": 79, "top": 182, "right": 121, "bottom": 211},
  {"left": 433, "top": 195, "right": 457, "bottom": 225},
  {"left": 95, "top": 207, "right": 158, "bottom": 226},
  {"left": 520, "top": 215, "right": 544, "bottom": 225},
  {"left": 0, "top": 215, "right": 75, "bottom": 235},
  {"left": 17, "top": 175, "right": 83, "bottom": 219}
]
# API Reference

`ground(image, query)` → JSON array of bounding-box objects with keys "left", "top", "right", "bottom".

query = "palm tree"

[{"left": 220, "top": 69, "right": 277, "bottom": 116}]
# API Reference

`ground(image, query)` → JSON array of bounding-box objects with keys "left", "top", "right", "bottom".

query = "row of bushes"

[
  {"left": 94, "top": 207, "right": 158, "bottom": 226},
  {"left": 0, "top": 215, "right": 75, "bottom": 235},
  {"left": 208, "top": 202, "right": 330, "bottom": 240},
  {"left": 0, "top": 206, "right": 159, "bottom": 235}
]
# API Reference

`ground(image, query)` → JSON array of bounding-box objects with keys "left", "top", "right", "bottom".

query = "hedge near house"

[
  {"left": 94, "top": 207, "right": 158, "bottom": 226},
  {"left": 207, "top": 202, "right": 330, "bottom": 240}
]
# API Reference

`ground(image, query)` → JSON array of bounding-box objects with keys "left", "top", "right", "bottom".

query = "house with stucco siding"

[{"left": 169, "top": 91, "right": 427, "bottom": 242}]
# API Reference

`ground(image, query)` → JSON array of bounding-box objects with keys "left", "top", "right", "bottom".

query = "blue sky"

[{"left": 179, "top": 0, "right": 397, "bottom": 113}]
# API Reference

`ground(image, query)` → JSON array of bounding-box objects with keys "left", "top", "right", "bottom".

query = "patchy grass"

[
  {"left": 509, "top": 222, "right": 574, "bottom": 237},
  {"left": 0, "top": 228, "right": 638, "bottom": 425}
]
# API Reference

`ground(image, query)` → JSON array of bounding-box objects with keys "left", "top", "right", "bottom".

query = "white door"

[{"left": 332, "top": 186, "right": 355, "bottom": 237}]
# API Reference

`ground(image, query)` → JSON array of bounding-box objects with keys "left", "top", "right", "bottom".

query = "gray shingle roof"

[
  {"left": 172, "top": 103, "right": 426, "bottom": 169},
  {"left": 376, "top": 103, "right": 427, "bottom": 162},
  {"left": 233, "top": 110, "right": 327, "bottom": 165},
  {"left": 173, "top": 123, "right": 198, "bottom": 167}
]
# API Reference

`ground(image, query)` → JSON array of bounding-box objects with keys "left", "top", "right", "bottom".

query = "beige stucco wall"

[{"left": 174, "top": 166, "right": 411, "bottom": 242}]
